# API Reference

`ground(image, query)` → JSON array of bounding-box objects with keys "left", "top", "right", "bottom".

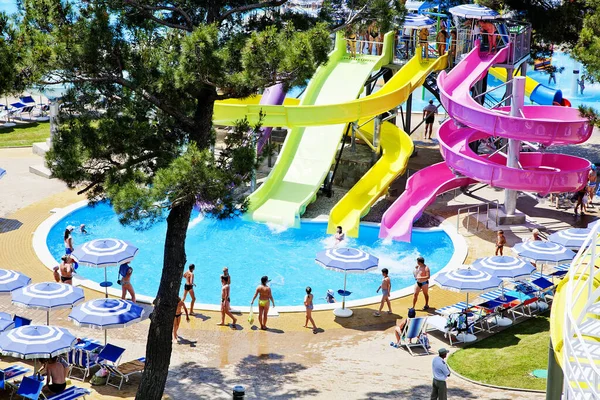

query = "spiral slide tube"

[{"left": 380, "top": 44, "right": 593, "bottom": 243}]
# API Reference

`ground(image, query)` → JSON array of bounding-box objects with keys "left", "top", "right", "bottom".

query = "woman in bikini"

[
  {"left": 64, "top": 226, "right": 74, "bottom": 255},
  {"left": 58, "top": 256, "right": 74, "bottom": 285},
  {"left": 219, "top": 275, "right": 237, "bottom": 327},
  {"left": 119, "top": 263, "right": 136, "bottom": 303},
  {"left": 346, "top": 26, "right": 357, "bottom": 58},
  {"left": 173, "top": 297, "right": 190, "bottom": 342},
  {"left": 304, "top": 287, "right": 318, "bottom": 332},
  {"left": 367, "top": 21, "right": 379, "bottom": 55},
  {"left": 251, "top": 276, "right": 275, "bottom": 330}
]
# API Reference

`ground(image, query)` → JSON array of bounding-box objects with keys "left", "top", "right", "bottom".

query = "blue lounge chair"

[
  {"left": 97, "top": 343, "right": 125, "bottom": 366},
  {"left": 13, "top": 315, "right": 32, "bottom": 328},
  {"left": 396, "top": 317, "right": 429, "bottom": 356},
  {"left": 0, "top": 365, "right": 30, "bottom": 390},
  {"left": 68, "top": 339, "right": 103, "bottom": 381},
  {"left": 104, "top": 357, "right": 145, "bottom": 390},
  {"left": 45, "top": 386, "right": 92, "bottom": 399},
  {"left": 13, "top": 376, "right": 43, "bottom": 400}
]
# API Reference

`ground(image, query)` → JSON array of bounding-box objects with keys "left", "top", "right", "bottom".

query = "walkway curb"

[{"left": 447, "top": 363, "right": 546, "bottom": 394}]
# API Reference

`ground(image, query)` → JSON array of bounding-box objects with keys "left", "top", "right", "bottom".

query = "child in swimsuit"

[
  {"left": 304, "top": 287, "right": 318, "bottom": 332},
  {"left": 182, "top": 264, "right": 196, "bottom": 315},
  {"left": 173, "top": 296, "right": 190, "bottom": 342},
  {"left": 374, "top": 268, "right": 392, "bottom": 316},
  {"left": 251, "top": 276, "right": 275, "bottom": 330},
  {"left": 495, "top": 230, "right": 506, "bottom": 256}
]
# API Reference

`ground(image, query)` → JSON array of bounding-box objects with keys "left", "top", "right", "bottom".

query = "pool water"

[{"left": 46, "top": 203, "right": 455, "bottom": 306}]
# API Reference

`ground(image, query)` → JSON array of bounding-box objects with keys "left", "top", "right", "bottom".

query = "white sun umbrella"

[
  {"left": 448, "top": 4, "right": 500, "bottom": 20},
  {"left": 403, "top": 13, "right": 437, "bottom": 29},
  {"left": 11, "top": 282, "right": 85, "bottom": 325},
  {"left": 71, "top": 238, "right": 139, "bottom": 297},
  {"left": 315, "top": 248, "right": 379, "bottom": 318},
  {"left": 512, "top": 241, "right": 576, "bottom": 274},
  {"left": 434, "top": 266, "right": 502, "bottom": 342},
  {"left": 548, "top": 228, "right": 592, "bottom": 250},
  {"left": 471, "top": 256, "right": 535, "bottom": 326}
]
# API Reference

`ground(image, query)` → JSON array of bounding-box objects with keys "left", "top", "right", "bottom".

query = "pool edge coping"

[{"left": 32, "top": 201, "right": 468, "bottom": 313}]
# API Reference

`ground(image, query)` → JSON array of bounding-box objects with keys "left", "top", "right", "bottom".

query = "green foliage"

[
  {"left": 0, "top": 12, "right": 19, "bottom": 95},
  {"left": 579, "top": 105, "right": 600, "bottom": 127},
  {"left": 574, "top": 0, "right": 600, "bottom": 81},
  {"left": 0, "top": 122, "right": 50, "bottom": 148}
]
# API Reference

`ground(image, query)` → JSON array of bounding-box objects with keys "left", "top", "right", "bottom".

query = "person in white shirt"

[{"left": 431, "top": 348, "right": 451, "bottom": 400}]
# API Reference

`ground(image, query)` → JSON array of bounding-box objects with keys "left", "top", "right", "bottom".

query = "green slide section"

[{"left": 247, "top": 32, "right": 393, "bottom": 227}]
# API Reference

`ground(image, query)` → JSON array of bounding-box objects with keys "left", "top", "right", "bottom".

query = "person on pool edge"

[
  {"left": 413, "top": 257, "right": 430, "bottom": 310},
  {"left": 251, "top": 276, "right": 275, "bottom": 330}
]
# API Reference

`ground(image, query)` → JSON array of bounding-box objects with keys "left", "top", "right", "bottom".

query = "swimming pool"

[{"left": 44, "top": 202, "right": 457, "bottom": 308}]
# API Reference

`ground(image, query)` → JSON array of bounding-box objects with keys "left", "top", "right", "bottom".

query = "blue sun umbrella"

[
  {"left": 0, "top": 168, "right": 5, "bottom": 180},
  {"left": 69, "top": 298, "right": 144, "bottom": 344},
  {"left": 403, "top": 13, "right": 436, "bottom": 29},
  {"left": 12, "top": 282, "right": 85, "bottom": 325},
  {"left": 471, "top": 256, "right": 535, "bottom": 280},
  {"left": 0, "top": 325, "right": 77, "bottom": 373},
  {"left": 0, "top": 269, "right": 31, "bottom": 294},
  {"left": 316, "top": 248, "right": 379, "bottom": 317},
  {"left": 434, "top": 266, "right": 502, "bottom": 342},
  {"left": 71, "top": 238, "right": 139, "bottom": 297},
  {"left": 449, "top": 4, "right": 499, "bottom": 20},
  {"left": 513, "top": 241, "right": 576, "bottom": 264},
  {"left": 549, "top": 228, "right": 591, "bottom": 249}
]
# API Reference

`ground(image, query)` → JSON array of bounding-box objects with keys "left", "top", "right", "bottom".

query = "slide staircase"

[
  {"left": 379, "top": 43, "right": 592, "bottom": 242},
  {"left": 551, "top": 223, "right": 600, "bottom": 398}
]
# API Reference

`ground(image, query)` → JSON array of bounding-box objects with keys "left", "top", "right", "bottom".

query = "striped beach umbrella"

[
  {"left": 434, "top": 266, "right": 502, "bottom": 342},
  {"left": 513, "top": 241, "right": 576, "bottom": 264},
  {"left": 403, "top": 13, "right": 436, "bottom": 29},
  {"left": 0, "top": 312, "right": 14, "bottom": 332},
  {"left": 12, "top": 282, "right": 85, "bottom": 325},
  {"left": 71, "top": 238, "right": 139, "bottom": 297},
  {"left": 0, "top": 325, "right": 76, "bottom": 360},
  {"left": 0, "top": 168, "right": 5, "bottom": 180},
  {"left": 448, "top": 4, "right": 499, "bottom": 19},
  {"left": 471, "top": 256, "right": 535, "bottom": 280},
  {"left": 69, "top": 298, "right": 144, "bottom": 344},
  {"left": 316, "top": 248, "right": 379, "bottom": 317},
  {"left": 0, "top": 269, "right": 31, "bottom": 294},
  {"left": 548, "top": 228, "right": 591, "bottom": 250}
]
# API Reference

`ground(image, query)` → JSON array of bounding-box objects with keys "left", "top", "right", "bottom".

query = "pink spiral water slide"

[{"left": 379, "top": 45, "right": 593, "bottom": 243}]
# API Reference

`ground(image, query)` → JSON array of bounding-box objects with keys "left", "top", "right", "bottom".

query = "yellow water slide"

[
  {"left": 489, "top": 67, "right": 539, "bottom": 96},
  {"left": 326, "top": 54, "right": 448, "bottom": 237}
]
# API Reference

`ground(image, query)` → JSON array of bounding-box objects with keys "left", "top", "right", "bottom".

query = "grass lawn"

[
  {"left": 0, "top": 122, "right": 50, "bottom": 148},
  {"left": 447, "top": 314, "right": 549, "bottom": 391}
]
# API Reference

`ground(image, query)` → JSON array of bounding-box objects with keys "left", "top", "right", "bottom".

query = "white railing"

[{"left": 561, "top": 222, "right": 600, "bottom": 398}]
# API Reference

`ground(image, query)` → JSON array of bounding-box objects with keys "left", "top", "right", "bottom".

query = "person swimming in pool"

[
  {"left": 374, "top": 268, "right": 392, "bottom": 316},
  {"left": 251, "top": 276, "right": 275, "bottom": 330},
  {"left": 413, "top": 257, "right": 431, "bottom": 310}
]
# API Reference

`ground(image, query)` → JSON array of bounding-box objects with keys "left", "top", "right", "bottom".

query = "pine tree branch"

[
  {"left": 123, "top": 0, "right": 194, "bottom": 32},
  {"left": 218, "top": 0, "right": 288, "bottom": 22}
]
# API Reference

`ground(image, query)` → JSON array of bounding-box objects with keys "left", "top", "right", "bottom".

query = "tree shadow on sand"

[
  {"left": 234, "top": 353, "right": 320, "bottom": 399},
  {"left": 165, "top": 362, "right": 230, "bottom": 399},
  {"left": 363, "top": 384, "right": 479, "bottom": 399}
]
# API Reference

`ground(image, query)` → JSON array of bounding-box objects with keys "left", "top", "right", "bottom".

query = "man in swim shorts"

[
  {"left": 374, "top": 268, "right": 392, "bottom": 316},
  {"left": 182, "top": 264, "right": 196, "bottom": 315},
  {"left": 422, "top": 100, "right": 437, "bottom": 140},
  {"left": 413, "top": 257, "right": 431, "bottom": 310}
]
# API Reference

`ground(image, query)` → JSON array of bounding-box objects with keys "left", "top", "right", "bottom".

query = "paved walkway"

[{"left": 0, "top": 146, "right": 549, "bottom": 399}]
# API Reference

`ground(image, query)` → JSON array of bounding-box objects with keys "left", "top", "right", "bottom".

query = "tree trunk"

[
  {"left": 135, "top": 200, "right": 193, "bottom": 400},
  {"left": 192, "top": 87, "right": 217, "bottom": 149}
]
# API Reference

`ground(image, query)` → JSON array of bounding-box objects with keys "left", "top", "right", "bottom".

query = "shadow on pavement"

[
  {"left": 363, "top": 384, "right": 478, "bottom": 399},
  {"left": 0, "top": 218, "right": 23, "bottom": 234}
]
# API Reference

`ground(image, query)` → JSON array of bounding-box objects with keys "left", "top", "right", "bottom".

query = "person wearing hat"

[
  {"left": 63, "top": 226, "right": 75, "bottom": 255},
  {"left": 431, "top": 348, "right": 451, "bottom": 399},
  {"left": 325, "top": 289, "right": 336, "bottom": 303},
  {"left": 422, "top": 100, "right": 437, "bottom": 140}
]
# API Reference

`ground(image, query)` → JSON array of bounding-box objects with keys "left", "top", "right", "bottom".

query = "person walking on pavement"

[{"left": 431, "top": 348, "right": 451, "bottom": 400}]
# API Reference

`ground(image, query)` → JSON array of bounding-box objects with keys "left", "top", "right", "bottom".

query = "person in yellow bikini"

[{"left": 251, "top": 276, "right": 275, "bottom": 330}]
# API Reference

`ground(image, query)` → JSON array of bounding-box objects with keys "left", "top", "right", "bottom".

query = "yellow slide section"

[
  {"left": 489, "top": 67, "right": 540, "bottom": 97},
  {"left": 327, "top": 54, "right": 448, "bottom": 237}
]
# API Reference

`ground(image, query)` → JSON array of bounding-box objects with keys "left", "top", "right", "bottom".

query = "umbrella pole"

[
  {"left": 47, "top": 310, "right": 49, "bottom": 326},
  {"left": 342, "top": 271, "right": 347, "bottom": 310},
  {"left": 104, "top": 329, "right": 107, "bottom": 346},
  {"left": 104, "top": 267, "right": 108, "bottom": 298}
]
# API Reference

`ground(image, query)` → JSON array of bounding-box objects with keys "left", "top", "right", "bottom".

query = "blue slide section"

[{"left": 530, "top": 85, "right": 563, "bottom": 106}]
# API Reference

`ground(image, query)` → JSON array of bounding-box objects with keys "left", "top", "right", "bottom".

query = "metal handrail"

[{"left": 561, "top": 222, "right": 600, "bottom": 398}]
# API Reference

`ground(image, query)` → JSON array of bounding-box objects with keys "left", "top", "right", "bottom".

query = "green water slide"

[{"left": 247, "top": 32, "right": 394, "bottom": 227}]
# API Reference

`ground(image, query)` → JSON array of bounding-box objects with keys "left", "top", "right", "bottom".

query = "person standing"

[
  {"left": 251, "top": 276, "right": 275, "bottom": 330},
  {"left": 436, "top": 28, "right": 448, "bottom": 57},
  {"left": 346, "top": 26, "right": 357, "bottom": 59},
  {"left": 579, "top": 77, "right": 586, "bottom": 95},
  {"left": 173, "top": 296, "right": 190, "bottom": 342},
  {"left": 413, "top": 257, "right": 431, "bottom": 310},
  {"left": 119, "top": 263, "right": 136, "bottom": 302},
  {"left": 423, "top": 100, "right": 437, "bottom": 140},
  {"left": 304, "top": 287, "right": 318, "bottom": 332},
  {"left": 431, "top": 348, "right": 451, "bottom": 400},
  {"left": 495, "top": 230, "right": 506, "bottom": 256},
  {"left": 219, "top": 275, "right": 237, "bottom": 327},
  {"left": 587, "top": 165, "right": 597, "bottom": 207},
  {"left": 374, "top": 268, "right": 392, "bottom": 316},
  {"left": 419, "top": 27, "right": 430, "bottom": 59},
  {"left": 448, "top": 29, "right": 457, "bottom": 68},
  {"left": 548, "top": 69, "right": 556, "bottom": 85},
  {"left": 64, "top": 226, "right": 75, "bottom": 255},
  {"left": 182, "top": 264, "right": 196, "bottom": 315}
]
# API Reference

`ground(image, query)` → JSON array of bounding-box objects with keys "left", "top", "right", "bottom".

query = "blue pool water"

[{"left": 46, "top": 203, "right": 454, "bottom": 306}]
